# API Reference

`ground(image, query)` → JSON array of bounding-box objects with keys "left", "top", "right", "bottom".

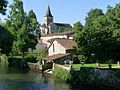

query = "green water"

[{"left": 0, "top": 63, "right": 96, "bottom": 90}]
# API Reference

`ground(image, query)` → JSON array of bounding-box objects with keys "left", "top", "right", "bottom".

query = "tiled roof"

[
  {"left": 42, "top": 53, "right": 70, "bottom": 61},
  {"left": 47, "top": 38, "right": 56, "bottom": 43},
  {"left": 55, "top": 38, "right": 76, "bottom": 50},
  {"left": 42, "top": 31, "right": 75, "bottom": 37}
]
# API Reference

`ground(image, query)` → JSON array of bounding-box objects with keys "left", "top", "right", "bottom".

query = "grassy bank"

[{"left": 72, "top": 64, "right": 117, "bottom": 69}]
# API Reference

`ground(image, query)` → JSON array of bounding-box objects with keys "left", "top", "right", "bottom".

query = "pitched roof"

[
  {"left": 42, "top": 53, "right": 70, "bottom": 61},
  {"left": 55, "top": 23, "right": 71, "bottom": 27},
  {"left": 42, "top": 31, "right": 75, "bottom": 37},
  {"left": 44, "top": 6, "right": 53, "bottom": 17},
  {"left": 47, "top": 38, "right": 56, "bottom": 43},
  {"left": 55, "top": 38, "right": 76, "bottom": 50}
]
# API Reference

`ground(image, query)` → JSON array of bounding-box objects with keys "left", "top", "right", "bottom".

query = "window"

[{"left": 53, "top": 44, "right": 55, "bottom": 52}]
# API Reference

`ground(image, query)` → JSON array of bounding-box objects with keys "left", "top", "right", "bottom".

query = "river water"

[{"left": 0, "top": 63, "right": 96, "bottom": 90}]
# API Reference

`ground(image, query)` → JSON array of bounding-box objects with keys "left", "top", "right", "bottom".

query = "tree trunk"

[
  {"left": 117, "top": 61, "right": 120, "bottom": 67},
  {"left": 96, "top": 60, "right": 100, "bottom": 67}
]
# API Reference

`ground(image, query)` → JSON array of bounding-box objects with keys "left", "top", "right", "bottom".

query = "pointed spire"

[{"left": 44, "top": 5, "right": 53, "bottom": 17}]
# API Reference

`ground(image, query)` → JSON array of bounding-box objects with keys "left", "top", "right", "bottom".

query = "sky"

[{"left": 1, "top": 0, "right": 120, "bottom": 25}]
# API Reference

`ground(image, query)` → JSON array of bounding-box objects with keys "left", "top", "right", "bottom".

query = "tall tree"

[
  {"left": 0, "top": 0, "right": 8, "bottom": 15},
  {"left": 6, "top": 0, "right": 39, "bottom": 57},
  {"left": 27, "top": 10, "right": 38, "bottom": 50},
  {"left": 75, "top": 4, "right": 120, "bottom": 63},
  {"left": 6, "top": 0, "right": 26, "bottom": 54},
  {"left": 85, "top": 8, "right": 104, "bottom": 27}
]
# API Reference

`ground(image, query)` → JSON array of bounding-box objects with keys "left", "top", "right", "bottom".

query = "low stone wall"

[
  {"left": 70, "top": 67, "right": 120, "bottom": 90},
  {"left": 27, "top": 62, "right": 52, "bottom": 72},
  {"left": 27, "top": 62, "right": 42, "bottom": 72}
]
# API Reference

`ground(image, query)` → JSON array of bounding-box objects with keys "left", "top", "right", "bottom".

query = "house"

[
  {"left": 48, "top": 38, "right": 76, "bottom": 56},
  {"left": 40, "top": 31, "right": 75, "bottom": 47},
  {"left": 42, "top": 38, "right": 76, "bottom": 66},
  {"left": 40, "top": 6, "right": 71, "bottom": 35}
]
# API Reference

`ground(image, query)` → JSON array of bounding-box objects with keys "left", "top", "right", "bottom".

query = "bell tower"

[{"left": 44, "top": 6, "right": 53, "bottom": 25}]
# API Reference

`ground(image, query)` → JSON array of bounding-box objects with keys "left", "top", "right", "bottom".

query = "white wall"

[
  {"left": 49, "top": 40, "right": 66, "bottom": 56},
  {"left": 41, "top": 35, "right": 67, "bottom": 47}
]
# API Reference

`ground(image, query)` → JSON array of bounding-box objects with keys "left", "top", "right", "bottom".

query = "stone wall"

[{"left": 70, "top": 67, "right": 120, "bottom": 90}]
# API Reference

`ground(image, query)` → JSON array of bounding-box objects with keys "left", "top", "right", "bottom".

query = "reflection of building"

[{"left": 40, "top": 6, "right": 71, "bottom": 35}]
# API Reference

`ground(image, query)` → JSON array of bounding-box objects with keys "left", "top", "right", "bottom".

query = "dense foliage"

[
  {"left": 0, "top": 25, "right": 13, "bottom": 54},
  {"left": 5, "top": 0, "right": 39, "bottom": 56},
  {"left": 74, "top": 4, "right": 120, "bottom": 63},
  {"left": 53, "top": 64, "right": 70, "bottom": 81}
]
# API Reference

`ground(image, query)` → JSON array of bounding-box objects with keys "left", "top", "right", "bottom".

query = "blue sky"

[{"left": 1, "top": 0, "right": 120, "bottom": 25}]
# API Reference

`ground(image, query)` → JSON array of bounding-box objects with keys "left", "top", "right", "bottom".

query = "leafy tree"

[
  {"left": 85, "top": 8, "right": 104, "bottom": 27},
  {"left": 6, "top": 0, "right": 38, "bottom": 58},
  {"left": 75, "top": 4, "right": 120, "bottom": 63},
  {"left": 6, "top": 0, "right": 26, "bottom": 54},
  {"left": 27, "top": 10, "right": 38, "bottom": 51},
  {"left": 0, "top": 0, "right": 8, "bottom": 15},
  {"left": 0, "top": 25, "right": 13, "bottom": 54},
  {"left": 73, "top": 21, "right": 83, "bottom": 33},
  {"left": 72, "top": 21, "right": 84, "bottom": 63}
]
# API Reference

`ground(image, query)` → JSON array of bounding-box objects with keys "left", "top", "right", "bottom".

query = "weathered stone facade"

[{"left": 40, "top": 6, "right": 71, "bottom": 35}]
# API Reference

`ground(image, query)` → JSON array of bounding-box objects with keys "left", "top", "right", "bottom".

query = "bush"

[
  {"left": 7, "top": 56, "right": 26, "bottom": 67},
  {"left": 53, "top": 64, "right": 70, "bottom": 81},
  {"left": 25, "top": 54, "right": 37, "bottom": 63},
  {"left": 7, "top": 55, "right": 37, "bottom": 67}
]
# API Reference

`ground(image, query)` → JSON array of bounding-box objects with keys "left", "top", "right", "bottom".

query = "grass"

[{"left": 72, "top": 63, "right": 117, "bottom": 69}]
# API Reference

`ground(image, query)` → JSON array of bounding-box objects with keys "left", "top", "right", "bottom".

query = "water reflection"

[
  {"left": 0, "top": 63, "right": 98, "bottom": 90},
  {"left": 0, "top": 63, "right": 70, "bottom": 90}
]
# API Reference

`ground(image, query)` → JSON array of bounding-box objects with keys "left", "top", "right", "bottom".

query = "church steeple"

[
  {"left": 44, "top": 6, "right": 53, "bottom": 17},
  {"left": 44, "top": 5, "right": 53, "bottom": 25}
]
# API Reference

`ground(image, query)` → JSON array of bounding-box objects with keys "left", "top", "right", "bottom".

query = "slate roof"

[
  {"left": 42, "top": 53, "right": 70, "bottom": 61},
  {"left": 44, "top": 6, "right": 53, "bottom": 17},
  {"left": 55, "top": 23, "right": 71, "bottom": 27}
]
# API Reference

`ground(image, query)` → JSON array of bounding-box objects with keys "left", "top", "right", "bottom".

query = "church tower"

[{"left": 44, "top": 6, "right": 53, "bottom": 26}]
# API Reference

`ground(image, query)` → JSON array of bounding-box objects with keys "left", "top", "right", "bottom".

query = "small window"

[{"left": 53, "top": 44, "right": 55, "bottom": 52}]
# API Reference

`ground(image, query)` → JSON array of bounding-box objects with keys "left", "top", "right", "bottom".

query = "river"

[{"left": 0, "top": 63, "right": 97, "bottom": 90}]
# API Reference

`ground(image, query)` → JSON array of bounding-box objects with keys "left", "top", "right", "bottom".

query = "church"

[{"left": 40, "top": 6, "right": 71, "bottom": 35}]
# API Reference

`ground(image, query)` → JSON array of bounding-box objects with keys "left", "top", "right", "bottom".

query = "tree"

[
  {"left": 73, "top": 21, "right": 83, "bottom": 33},
  {"left": 0, "top": 0, "right": 8, "bottom": 15},
  {"left": 27, "top": 10, "right": 38, "bottom": 51},
  {"left": 6, "top": 0, "right": 39, "bottom": 58},
  {"left": 6, "top": 0, "right": 26, "bottom": 54},
  {"left": 75, "top": 4, "right": 120, "bottom": 63},
  {"left": 0, "top": 25, "right": 13, "bottom": 54},
  {"left": 85, "top": 8, "right": 104, "bottom": 27}
]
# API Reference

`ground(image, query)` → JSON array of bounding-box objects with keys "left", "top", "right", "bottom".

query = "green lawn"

[{"left": 72, "top": 63, "right": 117, "bottom": 69}]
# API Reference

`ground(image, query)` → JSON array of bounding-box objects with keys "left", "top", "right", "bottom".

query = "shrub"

[
  {"left": 53, "top": 64, "right": 70, "bottom": 81},
  {"left": 7, "top": 56, "right": 25, "bottom": 67},
  {"left": 25, "top": 54, "right": 37, "bottom": 63}
]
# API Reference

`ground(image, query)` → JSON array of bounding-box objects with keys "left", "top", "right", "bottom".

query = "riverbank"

[
  {"left": 52, "top": 64, "right": 120, "bottom": 90},
  {"left": 0, "top": 63, "right": 101, "bottom": 90}
]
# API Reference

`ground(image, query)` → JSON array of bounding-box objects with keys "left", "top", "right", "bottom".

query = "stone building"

[
  {"left": 42, "top": 38, "right": 76, "bottom": 65},
  {"left": 40, "top": 6, "right": 71, "bottom": 35}
]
